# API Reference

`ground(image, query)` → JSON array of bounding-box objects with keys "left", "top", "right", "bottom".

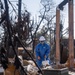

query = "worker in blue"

[{"left": 35, "top": 36, "right": 50, "bottom": 67}]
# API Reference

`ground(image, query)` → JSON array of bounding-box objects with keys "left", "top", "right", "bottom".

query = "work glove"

[
  {"left": 38, "top": 56, "right": 40, "bottom": 60},
  {"left": 44, "top": 55, "right": 46, "bottom": 60}
]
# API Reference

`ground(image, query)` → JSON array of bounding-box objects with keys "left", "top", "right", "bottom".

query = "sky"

[
  {"left": 22, "top": 0, "right": 41, "bottom": 16},
  {"left": 22, "top": 0, "right": 65, "bottom": 16}
]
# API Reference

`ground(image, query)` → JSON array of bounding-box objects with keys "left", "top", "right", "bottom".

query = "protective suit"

[{"left": 35, "top": 36, "right": 50, "bottom": 67}]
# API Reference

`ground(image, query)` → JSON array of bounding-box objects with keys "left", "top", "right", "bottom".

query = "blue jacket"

[{"left": 35, "top": 43, "right": 50, "bottom": 67}]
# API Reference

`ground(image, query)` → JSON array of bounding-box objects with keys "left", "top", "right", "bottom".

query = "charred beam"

[{"left": 58, "top": 0, "right": 71, "bottom": 10}]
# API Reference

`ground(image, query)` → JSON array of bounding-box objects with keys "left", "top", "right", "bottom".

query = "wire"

[{"left": 8, "top": 0, "right": 17, "bottom": 15}]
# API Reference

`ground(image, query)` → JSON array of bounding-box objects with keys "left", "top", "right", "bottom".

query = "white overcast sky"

[{"left": 22, "top": 0, "right": 67, "bottom": 15}]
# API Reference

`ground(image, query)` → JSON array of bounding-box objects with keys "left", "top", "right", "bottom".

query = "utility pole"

[
  {"left": 68, "top": 0, "right": 74, "bottom": 68},
  {"left": 55, "top": 7, "right": 60, "bottom": 64},
  {"left": 0, "top": 0, "right": 1, "bottom": 22},
  {"left": 18, "top": 0, "right": 22, "bottom": 21},
  {"left": 16, "top": 0, "right": 22, "bottom": 53},
  {"left": 18, "top": 0, "right": 22, "bottom": 38}
]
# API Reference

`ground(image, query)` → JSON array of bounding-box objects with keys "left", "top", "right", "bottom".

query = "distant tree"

[{"left": 34, "top": 0, "right": 56, "bottom": 41}]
